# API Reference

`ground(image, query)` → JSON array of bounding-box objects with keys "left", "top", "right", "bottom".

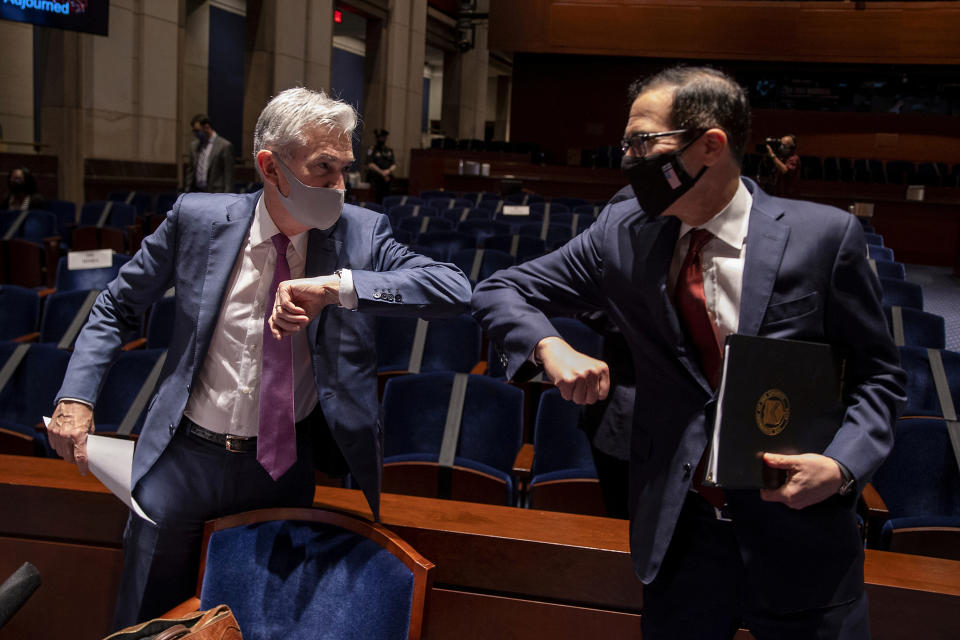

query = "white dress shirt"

[
  {"left": 184, "top": 195, "right": 355, "bottom": 436},
  {"left": 667, "top": 179, "right": 753, "bottom": 348}
]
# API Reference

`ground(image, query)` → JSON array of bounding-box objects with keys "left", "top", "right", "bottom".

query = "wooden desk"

[{"left": 2, "top": 455, "right": 958, "bottom": 639}]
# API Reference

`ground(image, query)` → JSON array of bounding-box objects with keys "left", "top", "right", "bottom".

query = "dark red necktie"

[{"left": 674, "top": 228, "right": 725, "bottom": 509}]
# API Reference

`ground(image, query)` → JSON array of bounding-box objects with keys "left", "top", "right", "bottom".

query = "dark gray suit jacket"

[
  {"left": 56, "top": 192, "right": 472, "bottom": 517},
  {"left": 186, "top": 135, "right": 234, "bottom": 193},
  {"left": 472, "top": 178, "right": 905, "bottom": 612}
]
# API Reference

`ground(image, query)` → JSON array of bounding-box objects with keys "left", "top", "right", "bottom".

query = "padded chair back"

[
  {"left": 482, "top": 233, "right": 545, "bottom": 262},
  {"left": 551, "top": 197, "right": 589, "bottom": 209},
  {"left": 898, "top": 346, "right": 960, "bottom": 417},
  {"left": 457, "top": 219, "right": 510, "bottom": 244},
  {"left": 529, "top": 202, "right": 571, "bottom": 215},
  {"left": 389, "top": 205, "right": 439, "bottom": 227},
  {"left": 863, "top": 232, "right": 884, "bottom": 247},
  {"left": 93, "top": 349, "right": 166, "bottom": 435},
  {"left": 375, "top": 314, "right": 481, "bottom": 374},
  {"left": 42, "top": 199, "right": 77, "bottom": 228},
  {"left": 0, "top": 343, "right": 71, "bottom": 440},
  {"left": 450, "top": 248, "right": 514, "bottom": 284},
  {"left": 514, "top": 222, "right": 574, "bottom": 249},
  {"left": 572, "top": 204, "right": 603, "bottom": 217},
  {"left": 19, "top": 210, "right": 58, "bottom": 241},
  {"left": 0, "top": 285, "right": 40, "bottom": 341},
  {"left": 382, "top": 372, "right": 524, "bottom": 504},
  {"left": 487, "top": 317, "right": 602, "bottom": 379},
  {"left": 79, "top": 201, "right": 137, "bottom": 228},
  {"left": 156, "top": 193, "right": 179, "bottom": 214},
  {"left": 459, "top": 192, "right": 500, "bottom": 207},
  {"left": 383, "top": 195, "right": 425, "bottom": 210},
  {"left": 419, "top": 189, "right": 451, "bottom": 200},
  {"left": 867, "top": 245, "right": 894, "bottom": 262},
  {"left": 870, "top": 259, "right": 905, "bottom": 280},
  {"left": 359, "top": 201, "right": 386, "bottom": 214},
  {"left": 531, "top": 389, "right": 596, "bottom": 477},
  {"left": 427, "top": 197, "right": 473, "bottom": 211},
  {"left": 198, "top": 508, "right": 433, "bottom": 640},
  {"left": 397, "top": 215, "right": 454, "bottom": 239},
  {"left": 146, "top": 296, "right": 176, "bottom": 349},
  {"left": 415, "top": 231, "right": 476, "bottom": 260},
  {"left": 884, "top": 306, "right": 945, "bottom": 349},
  {"left": 441, "top": 207, "right": 488, "bottom": 225},
  {"left": 879, "top": 277, "right": 923, "bottom": 310},
  {"left": 55, "top": 253, "right": 131, "bottom": 291},
  {"left": 503, "top": 193, "right": 544, "bottom": 205},
  {"left": 39, "top": 289, "right": 100, "bottom": 347},
  {"left": 108, "top": 191, "right": 153, "bottom": 214}
]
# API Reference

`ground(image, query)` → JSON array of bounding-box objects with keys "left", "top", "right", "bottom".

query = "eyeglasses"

[{"left": 620, "top": 129, "right": 691, "bottom": 157}]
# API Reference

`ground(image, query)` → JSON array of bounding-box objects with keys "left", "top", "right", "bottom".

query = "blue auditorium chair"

[
  {"left": 897, "top": 346, "right": 960, "bottom": 417},
  {"left": 450, "top": 248, "right": 514, "bottom": 285},
  {"left": 457, "top": 219, "right": 509, "bottom": 244},
  {"left": 525, "top": 388, "right": 604, "bottom": 516},
  {"left": 441, "top": 207, "right": 488, "bottom": 226},
  {"left": 33, "top": 289, "right": 104, "bottom": 348},
  {"left": 176, "top": 507, "right": 434, "bottom": 640},
  {"left": 381, "top": 372, "right": 524, "bottom": 506},
  {"left": 383, "top": 195, "right": 424, "bottom": 210},
  {"left": 486, "top": 317, "right": 603, "bottom": 379},
  {"left": 42, "top": 199, "right": 77, "bottom": 235},
  {"left": 572, "top": 203, "right": 604, "bottom": 218},
  {"left": 419, "top": 189, "right": 452, "bottom": 200},
  {"left": 93, "top": 349, "right": 166, "bottom": 436},
  {"left": 375, "top": 314, "right": 481, "bottom": 377},
  {"left": 358, "top": 201, "right": 385, "bottom": 213},
  {"left": 79, "top": 201, "right": 137, "bottom": 228},
  {"left": 551, "top": 197, "right": 590, "bottom": 209},
  {"left": 863, "top": 232, "right": 884, "bottom": 247},
  {"left": 396, "top": 215, "right": 454, "bottom": 240},
  {"left": 388, "top": 204, "right": 439, "bottom": 228},
  {"left": 879, "top": 277, "right": 923, "bottom": 310},
  {"left": 503, "top": 192, "right": 544, "bottom": 205},
  {"left": 884, "top": 306, "right": 945, "bottom": 349},
  {"left": 459, "top": 192, "right": 500, "bottom": 207},
  {"left": 870, "top": 259, "right": 906, "bottom": 280},
  {"left": 482, "top": 234, "right": 545, "bottom": 263},
  {"left": 528, "top": 202, "right": 570, "bottom": 215},
  {"left": 866, "top": 417, "right": 960, "bottom": 561},
  {"left": 108, "top": 191, "right": 153, "bottom": 215},
  {"left": 514, "top": 222, "right": 574, "bottom": 250},
  {"left": 476, "top": 199, "right": 503, "bottom": 213},
  {"left": 55, "top": 253, "right": 131, "bottom": 291},
  {"left": 414, "top": 231, "right": 476, "bottom": 260},
  {"left": 0, "top": 343, "right": 71, "bottom": 456},
  {"left": 0, "top": 285, "right": 40, "bottom": 341},
  {"left": 427, "top": 197, "right": 473, "bottom": 211},
  {"left": 156, "top": 193, "right": 179, "bottom": 214},
  {"left": 867, "top": 245, "right": 894, "bottom": 261}
]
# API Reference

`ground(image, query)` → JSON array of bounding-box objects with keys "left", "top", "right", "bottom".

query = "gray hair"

[{"left": 253, "top": 87, "right": 358, "bottom": 172}]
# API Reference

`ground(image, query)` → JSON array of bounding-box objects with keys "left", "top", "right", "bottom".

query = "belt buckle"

[{"left": 224, "top": 434, "right": 247, "bottom": 453}]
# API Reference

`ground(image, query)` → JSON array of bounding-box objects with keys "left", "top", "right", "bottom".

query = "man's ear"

[
  {"left": 258, "top": 150, "right": 282, "bottom": 190},
  {"left": 701, "top": 128, "right": 728, "bottom": 167}
]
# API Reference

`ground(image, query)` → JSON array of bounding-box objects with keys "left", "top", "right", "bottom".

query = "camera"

[{"left": 756, "top": 137, "right": 781, "bottom": 154}]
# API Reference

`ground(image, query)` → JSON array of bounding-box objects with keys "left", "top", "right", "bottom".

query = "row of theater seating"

[{"left": 0, "top": 193, "right": 956, "bottom": 559}]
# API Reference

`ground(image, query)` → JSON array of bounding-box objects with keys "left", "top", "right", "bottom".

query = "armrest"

[
  {"left": 512, "top": 442, "right": 534, "bottom": 483},
  {"left": 860, "top": 482, "right": 889, "bottom": 518},
  {"left": 470, "top": 360, "right": 488, "bottom": 375},
  {"left": 161, "top": 597, "right": 202, "bottom": 619},
  {"left": 36, "top": 287, "right": 55, "bottom": 298},
  {"left": 12, "top": 332, "right": 40, "bottom": 343},
  {"left": 121, "top": 337, "right": 148, "bottom": 351}
]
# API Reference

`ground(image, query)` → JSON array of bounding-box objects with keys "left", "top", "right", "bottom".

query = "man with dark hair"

[
  {"left": 185, "top": 113, "right": 235, "bottom": 193},
  {"left": 473, "top": 66, "right": 904, "bottom": 638}
]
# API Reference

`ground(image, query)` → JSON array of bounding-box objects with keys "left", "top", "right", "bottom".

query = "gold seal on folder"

[{"left": 755, "top": 389, "right": 790, "bottom": 436}]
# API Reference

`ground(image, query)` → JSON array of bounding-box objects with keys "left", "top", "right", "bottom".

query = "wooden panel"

[
  {"left": 0, "top": 153, "right": 59, "bottom": 201},
  {"left": 0, "top": 537, "right": 123, "bottom": 640},
  {"left": 490, "top": 1, "right": 960, "bottom": 64},
  {"left": 83, "top": 158, "right": 178, "bottom": 203}
]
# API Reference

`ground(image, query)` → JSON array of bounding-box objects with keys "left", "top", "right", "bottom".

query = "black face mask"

[
  {"left": 194, "top": 130, "right": 208, "bottom": 145},
  {"left": 621, "top": 135, "right": 708, "bottom": 218}
]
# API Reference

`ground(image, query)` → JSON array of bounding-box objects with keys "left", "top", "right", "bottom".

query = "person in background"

[
  {"left": 2, "top": 166, "right": 44, "bottom": 211},
  {"left": 365, "top": 128, "right": 396, "bottom": 203},
  {"left": 759, "top": 134, "right": 800, "bottom": 196},
  {"left": 185, "top": 114, "right": 235, "bottom": 193}
]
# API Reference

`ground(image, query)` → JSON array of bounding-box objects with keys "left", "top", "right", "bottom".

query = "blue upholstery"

[
  {"left": 382, "top": 372, "right": 524, "bottom": 504},
  {"left": 441, "top": 207, "right": 489, "bottom": 225},
  {"left": 93, "top": 349, "right": 166, "bottom": 434},
  {"left": 389, "top": 205, "right": 439, "bottom": 228},
  {"left": 514, "top": 222, "right": 574, "bottom": 249},
  {"left": 450, "top": 248, "right": 514, "bottom": 284},
  {"left": 867, "top": 245, "right": 894, "bottom": 261},
  {"left": 415, "top": 231, "right": 476, "bottom": 259},
  {"left": 375, "top": 314, "right": 481, "bottom": 374},
  {"left": 156, "top": 193, "right": 179, "bottom": 214},
  {"left": 42, "top": 199, "right": 77, "bottom": 236},
  {"left": 55, "top": 253, "right": 131, "bottom": 291},
  {"left": 145, "top": 296, "right": 176, "bottom": 349},
  {"left": 427, "top": 197, "right": 473, "bottom": 211},
  {"left": 530, "top": 389, "right": 596, "bottom": 479},
  {"left": 39, "top": 290, "right": 100, "bottom": 346},
  {"left": 872, "top": 259, "right": 906, "bottom": 280},
  {"left": 572, "top": 204, "right": 603, "bottom": 217},
  {"left": 883, "top": 306, "right": 945, "bottom": 349},
  {"left": 872, "top": 418, "right": 960, "bottom": 549},
  {"left": 397, "top": 215, "right": 454, "bottom": 239},
  {"left": 358, "top": 201, "right": 385, "bottom": 213},
  {"left": 108, "top": 191, "right": 154, "bottom": 215},
  {"left": 0, "top": 343, "right": 71, "bottom": 455},
  {"left": 863, "top": 232, "right": 884, "bottom": 247},
  {"left": 529, "top": 202, "right": 570, "bottom": 214},
  {"left": 503, "top": 193, "right": 544, "bottom": 205},
  {"left": 898, "top": 347, "right": 960, "bottom": 417},
  {"left": 483, "top": 234, "right": 545, "bottom": 262},
  {"left": 457, "top": 219, "right": 509, "bottom": 244},
  {"left": 199, "top": 519, "right": 417, "bottom": 640},
  {"left": 459, "top": 192, "right": 500, "bottom": 207},
  {"left": 879, "top": 277, "right": 923, "bottom": 310},
  {"left": 0, "top": 285, "right": 40, "bottom": 340},
  {"left": 476, "top": 199, "right": 504, "bottom": 212},
  {"left": 79, "top": 201, "right": 137, "bottom": 228},
  {"left": 19, "top": 211, "right": 58, "bottom": 241},
  {"left": 418, "top": 189, "right": 452, "bottom": 200},
  {"left": 551, "top": 197, "right": 590, "bottom": 208},
  {"left": 383, "top": 195, "right": 424, "bottom": 210}
]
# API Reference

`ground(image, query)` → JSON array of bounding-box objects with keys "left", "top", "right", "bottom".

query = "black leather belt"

[{"left": 182, "top": 418, "right": 258, "bottom": 453}]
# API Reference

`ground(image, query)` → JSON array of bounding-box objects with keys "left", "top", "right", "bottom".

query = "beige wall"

[{"left": 0, "top": 21, "right": 34, "bottom": 153}]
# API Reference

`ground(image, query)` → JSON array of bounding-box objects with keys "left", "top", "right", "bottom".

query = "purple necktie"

[{"left": 257, "top": 233, "right": 297, "bottom": 480}]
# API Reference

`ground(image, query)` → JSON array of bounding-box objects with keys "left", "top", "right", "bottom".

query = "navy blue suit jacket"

[
  {"left": 472, "top": 178, "right": 905, "bottom": 612},
  {"left": 57, "top": 192, "right": 472, "bottom": 518}
]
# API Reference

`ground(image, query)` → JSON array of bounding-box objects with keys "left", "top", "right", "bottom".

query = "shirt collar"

[
  {"left": 679, "top": 178, "right": 752, "bottom": 250},
  {"left": 252, "top": 195, "right": 309, "bottom": 260}
]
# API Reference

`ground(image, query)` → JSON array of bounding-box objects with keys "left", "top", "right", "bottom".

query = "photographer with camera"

[{"left": 756, "top": 134, "right": 800, "bottom": 196}]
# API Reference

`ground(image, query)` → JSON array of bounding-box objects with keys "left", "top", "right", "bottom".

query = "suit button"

[
  {"left": 683, "top": 463, "right": 692, "bottom": 475},
  {"left": 169, "top": 423, "right": 176, "bottom": 433},
  {"left": 373, "top": 291, "right": 381, "bottom": 299},
  {"left": 395, "top": 293, "right": 402, "bottom": 303}
]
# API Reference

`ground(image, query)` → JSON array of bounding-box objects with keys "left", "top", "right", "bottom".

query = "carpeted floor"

[{"left": 904, "top": 264, "right": 960, "bottom": 351}]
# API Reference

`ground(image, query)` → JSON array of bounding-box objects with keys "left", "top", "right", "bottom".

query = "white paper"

[
  {"left": 502, "top": 205, "right": 531, "bottom": 216},
  {"left": 67, "top": 249, "right": 113, "bottom": 270},
  {"left": 43, "top": 417, "right": 156, "bottom": 524}
]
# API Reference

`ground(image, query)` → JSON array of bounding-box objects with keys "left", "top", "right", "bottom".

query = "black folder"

[{"left": 703, "top": 334, "right": 846, "bottom": 489}]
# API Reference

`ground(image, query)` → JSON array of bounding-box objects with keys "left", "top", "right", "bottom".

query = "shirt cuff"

[
  {"left": 337, "top": 268, "right": 358, "bottom": 310},
  {"left": 60, "top": 397, "right": 94, "bottom": 409}
]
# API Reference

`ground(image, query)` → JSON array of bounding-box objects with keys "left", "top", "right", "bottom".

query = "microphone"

[{"left": 0, "top": 562, "right": 41, "bottom": 629}]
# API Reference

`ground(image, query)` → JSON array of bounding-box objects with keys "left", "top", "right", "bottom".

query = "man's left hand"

[
  {"left": 269, "top": 275, "right": 340, "bottom": 339},
  {"left": 759, "top": 453, "right": 844, "bottom": 510}
]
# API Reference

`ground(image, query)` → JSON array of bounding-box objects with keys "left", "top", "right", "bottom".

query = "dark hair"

[
  {"left": 191, "top": 113, "right": 212, "bottom": 128},
  {"left": 8, "top": 166, "right": 36, "bottom": 194},
  {"left": 628, "top": 66, "right": 751, "bottom": 166}
]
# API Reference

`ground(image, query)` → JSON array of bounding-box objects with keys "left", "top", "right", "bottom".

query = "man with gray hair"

[{"left": 47, "top": 87, "right": 472, "bottom": 629}]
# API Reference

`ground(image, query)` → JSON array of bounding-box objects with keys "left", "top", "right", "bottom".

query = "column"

[{"left": 439, "top": 0, "right": 489, "bottom": 141}]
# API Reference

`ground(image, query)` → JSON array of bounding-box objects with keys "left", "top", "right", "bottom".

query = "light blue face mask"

[{"left": 274, "top": 157, "right": 345, "bottom": 230}]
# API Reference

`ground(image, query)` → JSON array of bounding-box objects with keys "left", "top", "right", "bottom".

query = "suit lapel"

[
  {"left": 194, "top": 197, "right": 255, "bottom": 370},
  {"left": 739, "top": 189, "right": 789, "bottom": 336},
  {"left": 305, "top": 228, "right": 342, "bottom": 348}
]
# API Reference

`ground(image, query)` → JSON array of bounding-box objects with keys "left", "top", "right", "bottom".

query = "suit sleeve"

[
  {"left": 471, "top": 214, "right": 608, "bottom": 381},
  {"left": 822, "top": 214, "right": 906, "bottom": 485},
  {"left": 349, "top": 214, "right": 472, "bottom": 318},
  {"left": 54, "top": 202, "right": 181, "bottom": 406}
]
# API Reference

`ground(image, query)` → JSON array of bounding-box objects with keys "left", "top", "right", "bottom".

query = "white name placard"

[
  {"left": 502, "top": 205, "right": 531, "bottom": 217},
  {"left": 67, "top": 249, "right": 113, "bottom": 270}
]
